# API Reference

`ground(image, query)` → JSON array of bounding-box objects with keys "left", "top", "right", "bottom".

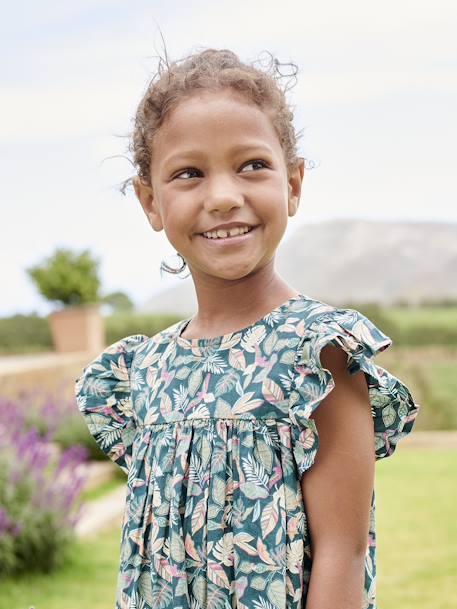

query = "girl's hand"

[{"left": 301, "top": 344, "right": 375, "bottom": 609}]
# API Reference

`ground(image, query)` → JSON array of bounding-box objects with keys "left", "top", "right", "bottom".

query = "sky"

[{"left": 1, "top": 0, "right": 456, "bottom": 317}]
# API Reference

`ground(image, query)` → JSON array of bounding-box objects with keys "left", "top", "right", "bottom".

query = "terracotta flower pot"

[{"left": 49, "top": 303, "right": 105, "bottom": 353}]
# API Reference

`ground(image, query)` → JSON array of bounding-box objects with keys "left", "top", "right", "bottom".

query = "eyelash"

[{"left": 173, "top": 159, "right": 269, "bottom": 180}]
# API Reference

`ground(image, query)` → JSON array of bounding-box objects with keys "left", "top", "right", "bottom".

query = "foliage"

[
  {"left": 101, "top": 291, "right": 134, "bottom": 314},
  {"left": 0, "top": 400, "right": 88, "bottom": 578},
  {"left": 26, "top": 247, "right": 102, "bottom": 307},
  {"left": 0, "top": 313, "right": 52, "bottom": 353}
]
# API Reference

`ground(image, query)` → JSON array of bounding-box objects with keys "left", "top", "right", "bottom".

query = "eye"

[
  {"left": 240, "top": 159, "right": 269, "bottom": 172},
  {"left": 173, "top": 168, "right": 202, "bottom": 180}
]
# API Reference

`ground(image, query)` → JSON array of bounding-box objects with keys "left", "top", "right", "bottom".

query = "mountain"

[{"left": 138, "top": 219, "right": 457, "bottom": 315}]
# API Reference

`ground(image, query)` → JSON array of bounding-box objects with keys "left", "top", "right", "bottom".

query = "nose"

[{"left": 203, "top": 173, "right": 244, "bottom": 213}]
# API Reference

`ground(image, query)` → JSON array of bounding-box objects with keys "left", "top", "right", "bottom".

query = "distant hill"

[{"left": 138, "top": 219, "right": 457, "bottom": 315}]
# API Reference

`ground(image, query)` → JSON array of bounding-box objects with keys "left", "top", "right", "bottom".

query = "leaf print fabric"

[
  {"left": 288, "top": 305, "right": 420, "bottom": 479},
  {"left": 74, "top": 293, "right": 420, "bottom": 609},
  {"left": 75, "top": 333, "right": 150, "bottom": 475}
]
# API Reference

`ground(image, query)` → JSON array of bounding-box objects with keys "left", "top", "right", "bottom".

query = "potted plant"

[{"left": 26, "top": 248, "right": 105, "bottom": 353}]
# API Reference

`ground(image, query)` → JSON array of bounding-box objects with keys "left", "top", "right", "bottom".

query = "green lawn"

[
  {"left": 0, "top": 526, "right": 122, "bottom": 609},
  {"left": 376, "top": 448, "right": 456, "bottom": 609},
  {"left": 0, "top": 448, "right": 455, "bottom": 609}
]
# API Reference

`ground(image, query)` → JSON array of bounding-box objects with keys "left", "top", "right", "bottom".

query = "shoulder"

[
  {"left": 75, "top": 333, "right": 150, "bottom": 390},
  {"left": 289, "top": 295, "right": 420, "bottom": 474},
  {"left": 93, "top": 333, "right": 151, "bottom": 362},
  {"left": 291, "top": 295, "right": 392, "bottom": 362},
  {"left": 75, "top": 322, "right": 181, "bottom": 396}
]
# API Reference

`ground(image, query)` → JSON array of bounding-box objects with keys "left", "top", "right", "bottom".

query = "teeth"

[{"left": 202, "top": 226, "right": 252, "bottom": 239}]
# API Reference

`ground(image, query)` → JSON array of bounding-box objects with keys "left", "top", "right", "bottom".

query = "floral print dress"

[{"left": 74, "top": 293, "right": 420, "bottom": 609}]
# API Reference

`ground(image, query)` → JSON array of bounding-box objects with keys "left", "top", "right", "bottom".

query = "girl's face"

[{"left": 134, "top": 89, "right": 304, "bottom": 283}]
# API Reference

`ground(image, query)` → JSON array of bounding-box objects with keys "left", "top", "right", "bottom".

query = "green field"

[
  {"left": 376, "top": 448, "right": 456, "bottom": 609},
  {"left": 0, "top": 448, "right": 455, "bottom": 609}
]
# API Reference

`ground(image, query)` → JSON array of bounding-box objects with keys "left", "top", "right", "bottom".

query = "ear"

[
  {"left": 133, "top": 176, "right": 164, "bottom": 231},
  {"left": 287, "top": 157, "right": 305, "bottom": 217}
]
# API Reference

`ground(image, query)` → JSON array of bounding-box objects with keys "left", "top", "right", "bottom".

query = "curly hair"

[{"left": 124, "top": 47, "right": 304, "bottom": 190}]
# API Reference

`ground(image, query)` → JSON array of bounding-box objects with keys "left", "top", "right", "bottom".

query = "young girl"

[{"left": 75, "top": 48, "right": 420, "bottom": 609}]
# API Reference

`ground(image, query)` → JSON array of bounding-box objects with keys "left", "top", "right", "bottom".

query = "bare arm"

[{"left": 302, "top": 345, "right": 376, "bottom": 609}]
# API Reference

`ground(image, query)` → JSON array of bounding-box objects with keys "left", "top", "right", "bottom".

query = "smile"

[{"left": 198, "top": 226, "right": 258, "bottom": 244}]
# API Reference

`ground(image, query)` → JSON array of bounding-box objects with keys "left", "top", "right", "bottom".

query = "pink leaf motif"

[
  {"left": 160, "top": 391, "right": 173, "bottom": 416},
  {"left": 185, "top": 533, "right": 201, "bottom": 562},
  {"left": 260, "top": 501, "right": 279, "bottom": 538},
  {"left": 229, "top": 348, "right": 246, "bottom": 371},
  {"left": 207, "top": 559, "right": 231, "bottom": 590},
  {"left": 256, "top": 537, "right": 277, "bottom": 566},
  {"left": 231, "top": 392, "right": 264, "bottom": 415},
  {"left": 298, "top": 426, "right": 316, "bottom": 450},
  {"left": 233, "top": 531, "right": 257, "bottom": 555},
  {"left": 191, "top": 497, "right": 206, "bottom": 535},
  {"left": 262, "top": 378, "right": 284, "bottom": 405}
]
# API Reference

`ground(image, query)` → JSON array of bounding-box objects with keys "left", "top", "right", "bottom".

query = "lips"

[{"left": 198, "top": 225, "right": 258, "bottom": 244}]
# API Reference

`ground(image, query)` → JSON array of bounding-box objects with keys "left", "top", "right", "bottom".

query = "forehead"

[{"left": 152, "top": 90, "right": 283, "bottom": 162}]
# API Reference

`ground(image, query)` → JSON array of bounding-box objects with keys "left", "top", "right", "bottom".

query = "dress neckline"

[{"left": 175, "top": 292, "right": 307, "bottom": 348}]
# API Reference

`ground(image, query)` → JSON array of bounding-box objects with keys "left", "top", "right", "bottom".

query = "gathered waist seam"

[{"left": 136, "top": 416, "right": 293, "bottom": 428}]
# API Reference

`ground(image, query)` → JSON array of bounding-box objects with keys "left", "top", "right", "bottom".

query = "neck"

[{"left": 182, "top": 262, "right": 299, "bottom": 336}]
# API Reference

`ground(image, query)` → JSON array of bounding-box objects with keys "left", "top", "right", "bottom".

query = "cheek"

[
  {"left": 256, "top": 182, "right": 289, "bottom": 218},
  {"left": 161, "top": 204, "right": 195, "bottom": 243},
  {"left": 254, "top": 174, "right": 288, "bottom": 201}
]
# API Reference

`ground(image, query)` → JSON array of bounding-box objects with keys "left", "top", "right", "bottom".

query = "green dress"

[{"left": 74, "top": 293, "right": 420, "bottom": 609}]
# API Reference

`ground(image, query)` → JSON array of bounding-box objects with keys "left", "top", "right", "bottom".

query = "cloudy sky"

[{"left": 1, "top": 0, "right": 456, "bottom": 316}]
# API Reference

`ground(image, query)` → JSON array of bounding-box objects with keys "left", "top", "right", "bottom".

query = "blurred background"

[{"left": 0, "top": 1, "right": 455, "bottom": 608}]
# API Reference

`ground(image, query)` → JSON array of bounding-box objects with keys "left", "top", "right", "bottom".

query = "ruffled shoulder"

[
  {"left": 74, "top": 333, "right": 150, "bottom": 475},
  {"left": 289, "top": 307, "right": 420, "bottom": 478}
]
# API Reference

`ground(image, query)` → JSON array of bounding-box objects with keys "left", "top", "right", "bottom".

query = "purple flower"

[
  {"left": 0, "top": 506, "right": 12, "bottom": 534},
  {"left": 0, "top": 387, "right": 90, "bottom": 572}
]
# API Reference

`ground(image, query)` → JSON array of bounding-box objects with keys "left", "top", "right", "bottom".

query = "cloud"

[
  {"left": 1, "top": 65, "right": 455, "bottom": 142},
  {"left": 2, "top": 0, "right": 456, "bottom": 142}
]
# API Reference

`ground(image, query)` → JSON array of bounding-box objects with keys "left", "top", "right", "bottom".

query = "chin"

[{"left": 196, "top": 265, "right": 250, "bottom": 280}]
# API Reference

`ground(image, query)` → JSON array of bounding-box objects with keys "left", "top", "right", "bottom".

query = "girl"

[{"left": 75, "top": 48, "right": 420, "bottom": 609}]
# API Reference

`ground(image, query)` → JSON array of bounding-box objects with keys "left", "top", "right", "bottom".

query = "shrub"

[
  {"left": 0, "top": 314, "right": 52, "bottom": 354},
  {"left": 26, "top": 247, "right": 102, "bottom": 307},
  {"left": 1, "top": 389, "right": 111, "bottom": 463},
  {"left": 0, "top": 401, "right": 88, "bottom": 577}
]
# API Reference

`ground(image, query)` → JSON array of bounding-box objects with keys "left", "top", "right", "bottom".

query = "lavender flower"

[{"left": 0, "top": 388, "right": 90, "bottom": 576}]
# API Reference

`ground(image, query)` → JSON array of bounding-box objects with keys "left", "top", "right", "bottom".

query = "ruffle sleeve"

[
  {"left": 288, "top": 307, "right": 421, "bottom": 479},
  {"left": 74, "top": 334, "right": 150, "bottom": 475}
]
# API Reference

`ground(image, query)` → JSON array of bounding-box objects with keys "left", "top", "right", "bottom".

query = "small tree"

[
  {"left": 26, "top": 248, "right": 101, "bottom": 308},
  {"left": 102, "top": 290, "right": 135, "bottom": 314}
]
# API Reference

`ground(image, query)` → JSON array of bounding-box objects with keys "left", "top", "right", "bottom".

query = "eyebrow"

[{"left": 162, "top": 142, "right": 275, "bottom": 168}]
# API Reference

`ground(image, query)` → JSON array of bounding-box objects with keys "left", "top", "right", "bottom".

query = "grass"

[
  {"left": 376, "top": 448, "right": 456, "bottom": 609},
  {"left": 387, "top": 305, "right": 457, "bottom": 331},
  {"left": 0, "top": 526, "right": 122, "bottom": 609},
  {"left": 374, "top": 346, "right": 457, "bottom": 430},
  {"left": 0, "top": 447, "right": 455, "bottom": 609}
]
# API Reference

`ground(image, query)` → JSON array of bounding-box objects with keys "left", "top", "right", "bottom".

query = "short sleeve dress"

[{"left": 74, "top": 292, "right": 420, "bottom": 609}]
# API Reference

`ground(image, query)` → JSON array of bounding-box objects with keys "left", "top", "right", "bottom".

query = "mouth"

[{"left": 197, "top": 225, "right": 259, "bottom": 245}]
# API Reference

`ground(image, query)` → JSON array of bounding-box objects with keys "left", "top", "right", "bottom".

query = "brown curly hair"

[{"left": 125, "top": 47, "right": 303, "bottom": 190}]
